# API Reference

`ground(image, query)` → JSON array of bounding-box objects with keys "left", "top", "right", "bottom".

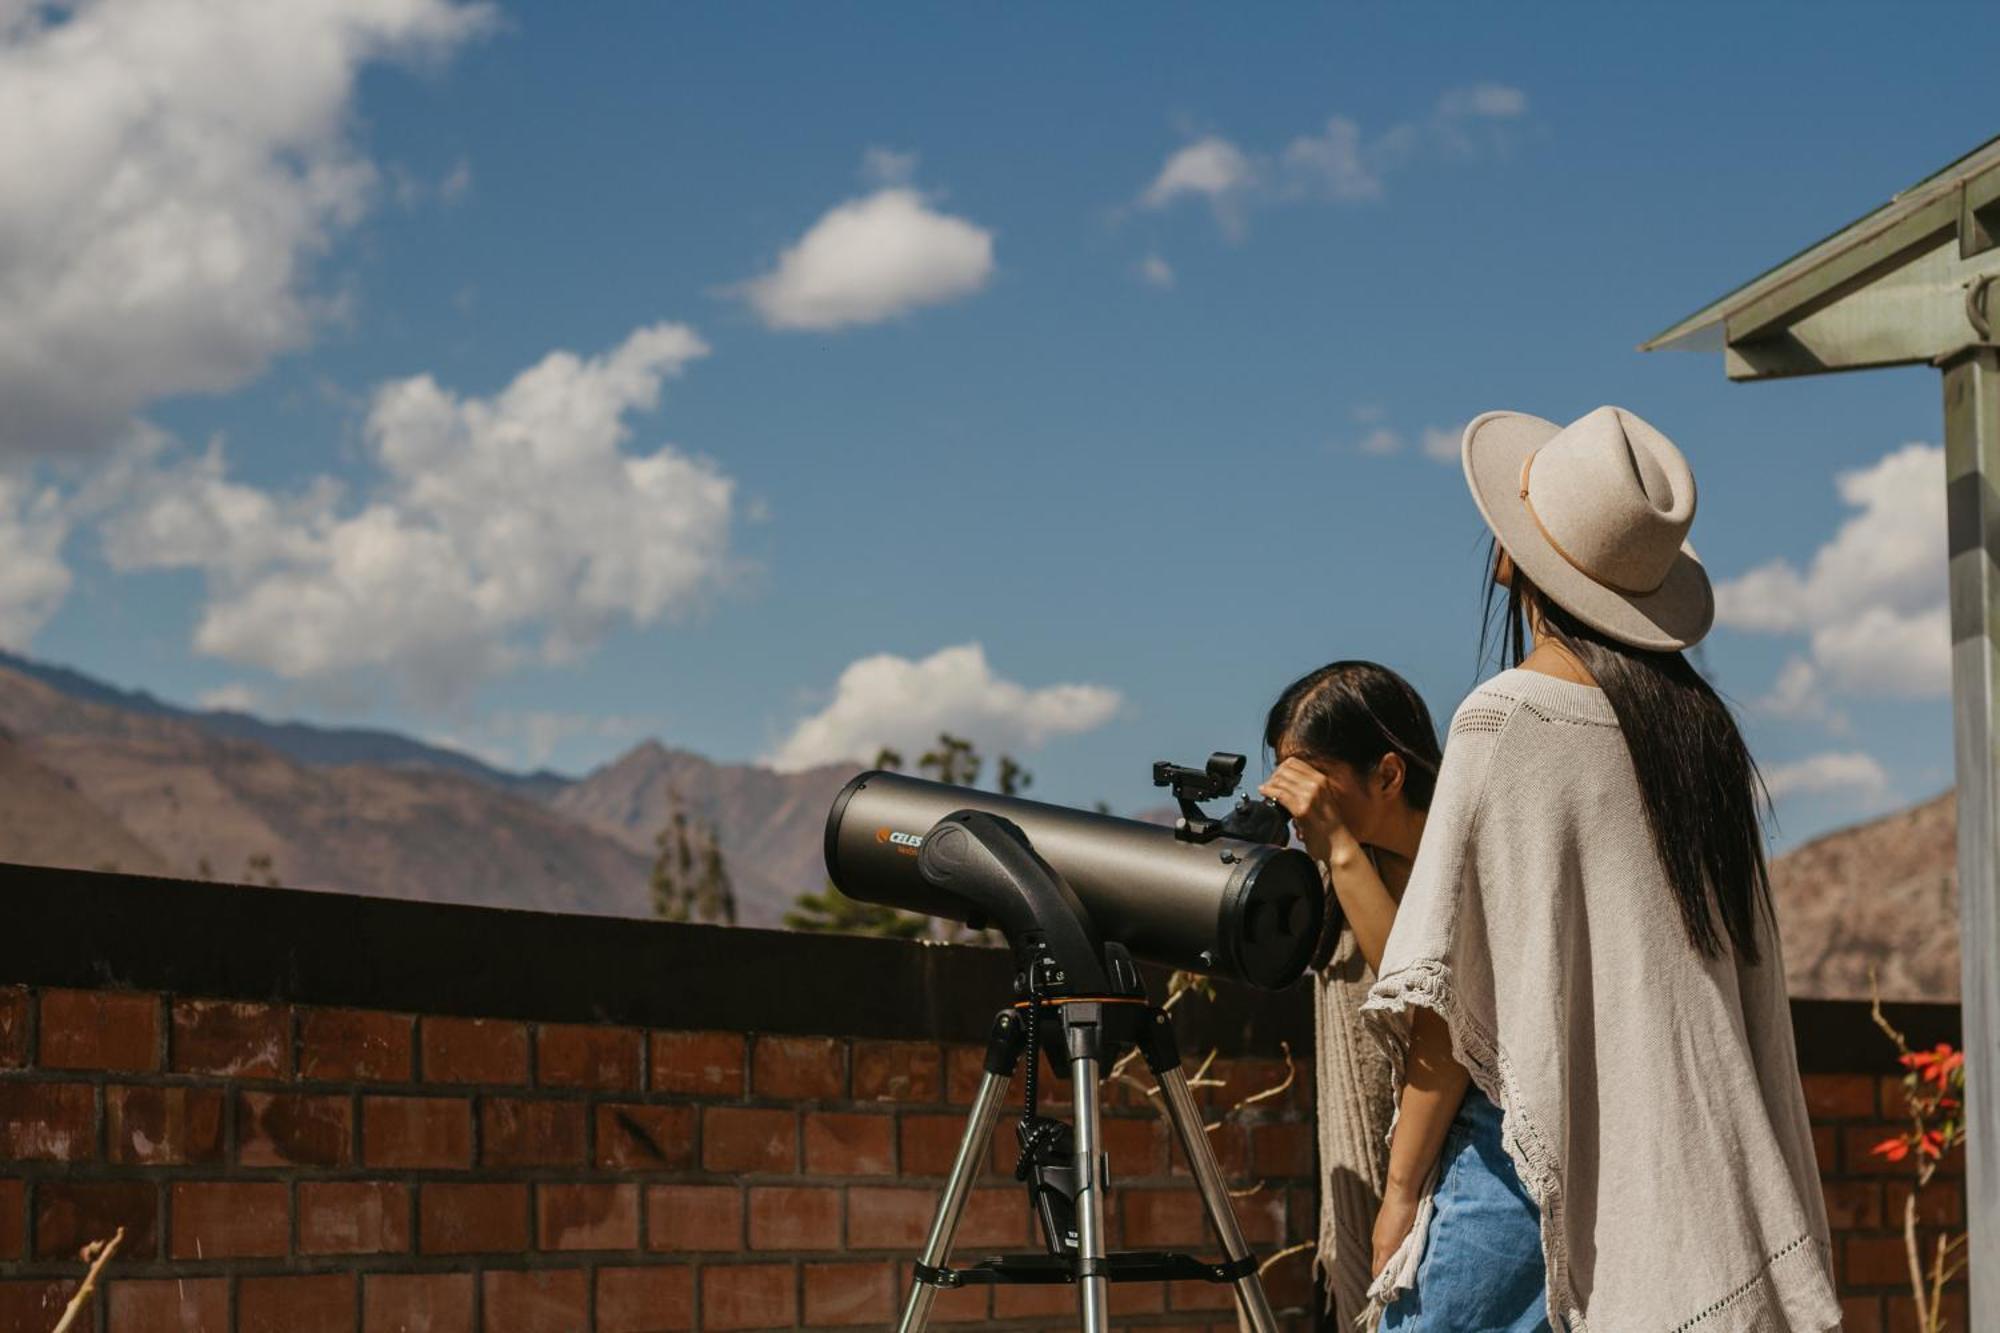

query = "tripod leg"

[
  {"left": 1158, "top": 1065, "right": 1282, "bottom": 1333},
  {"left": 898, "top": 1067, "right": 1010, "bottom": 1332},
  {"left": 1065, "top": 1014, "right": 1112, "bottom": 1333}
]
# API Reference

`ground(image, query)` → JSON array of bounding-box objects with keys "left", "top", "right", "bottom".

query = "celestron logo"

[{"left": 875, "top": 827, "right": 924, "bottom": 850}]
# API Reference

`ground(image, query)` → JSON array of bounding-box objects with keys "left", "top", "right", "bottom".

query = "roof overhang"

[{"left": 1642, "top": 134, "right": 2000, "bottom": 380}]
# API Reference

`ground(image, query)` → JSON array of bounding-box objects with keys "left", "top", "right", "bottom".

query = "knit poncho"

[{"left": 1360, "top": 670, "right": 1839, "bottom": 1332}]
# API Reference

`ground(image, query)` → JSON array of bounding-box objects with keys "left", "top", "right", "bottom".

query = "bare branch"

[
  {"left": 50, "top": 1227, "right": 124, "bottom": 1333},
  {"left": 1257, "top": 1240, "right": 1313, "bottom": 1276}
]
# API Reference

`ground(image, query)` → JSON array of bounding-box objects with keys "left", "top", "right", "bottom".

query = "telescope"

[
  {"left": 822, "top": 752, "right": 1330, "bottom": 990},
  {"left": 822, "top": 754, "right": 1328, "bottom": 1333}
]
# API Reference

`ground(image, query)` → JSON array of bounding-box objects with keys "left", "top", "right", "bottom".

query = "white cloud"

[
  {"left": 1356, "top": 427, "right": 1402, "bottom": 456},
  {"left": 95, "top": 323, "right": 735, "bottom": 708},
  {"left": 0, "top": 471, "right": 72, "bottom": 648},
  {"left": 1752, "top": 657, "right": 1849, "bottom": 733},
  {"left": 1716, "top": 443, "right": 1947, "bottom": 699},
  {"left": 766, "top": 643, "right": 1122, "bottom": 773},
  {"left": 1135, "top": 85, "right": 1528, "bottom": 235},
  {"left": 0, "top": 0, "right": 492, "bottom": 454},
  {"left": 436, "top": 710, "right": 656, "bottom": 771},
  {"left": 196, "top": 682, "right": 261, "bottom": 713},
  {"left": 1137, "top": 254, "right": 1175, "bottom": 289},
  {"left": 1281, "top": 117, "right": 1382, "bottom": 202},
  {"left": 1140, "top": 136, "right": 1259, "bottom": 233},
  {"left": 741, "top": 186, "right": 995, "bottom": 331},
  {"left": 1420, "top": 426, "right": 1462, "bottom": 463},
  {"left": 1762, "top": 750, "right": 1891, "bottom": 802},
  {"left": 860, "top": 146, "right": 919, "bottom": 186}
]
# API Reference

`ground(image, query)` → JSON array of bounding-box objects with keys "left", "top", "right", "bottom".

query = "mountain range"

[{"left": 0, "top": 649, "right": 1962, "bottom": 999}]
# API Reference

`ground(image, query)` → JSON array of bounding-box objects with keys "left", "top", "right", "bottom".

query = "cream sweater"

[{"left": 1361, "top": 670, "right": 1839, "bottom": 1332}]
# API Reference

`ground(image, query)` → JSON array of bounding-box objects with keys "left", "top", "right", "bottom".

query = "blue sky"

[{"left": 3, "top": 1, "right": 1991, "bottom": 847}]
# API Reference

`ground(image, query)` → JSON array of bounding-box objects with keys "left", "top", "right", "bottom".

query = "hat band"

[{"left": 1517, "top": 451, "right": 1670, "bottom": 599}]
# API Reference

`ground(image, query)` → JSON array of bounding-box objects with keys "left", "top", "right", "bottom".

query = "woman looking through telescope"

[
  {"left": 1255, "top": 661, "right": 1440, "bottom": 1328},
  {"left": 1360, "top": 407, "right": 1838, "bottom": 1332}
]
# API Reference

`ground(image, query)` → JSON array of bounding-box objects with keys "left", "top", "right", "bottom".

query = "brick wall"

[
  {"left": 0, "top": 983, "right": 1317, "bottom": 1333},
  {"left": 0, "top": 863, "right": 1975, "bottom": 1333},
  {"left": 1801, "top": 1070, "right": 1970, "bottom": 1332}
]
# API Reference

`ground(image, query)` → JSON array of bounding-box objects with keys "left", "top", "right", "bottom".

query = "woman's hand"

[
  {"left": 1371, "top": 1183, "right": 1423, "bottom": 1277},
  {"left": 1259, "top": 757, "right": 1357, "bottom": 865}
]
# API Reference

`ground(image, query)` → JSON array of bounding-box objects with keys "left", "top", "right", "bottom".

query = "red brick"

[
  {"left": 41, "top": 988, "right": 158, "bottom": 1071},
  {"left": 481, "top": 1269, "right": 587, "bottom": 1333},
  {"left": 1124, "top": 1189, "right": 1206, "bottom": 1247},
  {"left": 363, "top": 1095, "right": 471, "bottom": 1168},
  {"left": 0, "top": 1082, "right": 95, "bottom": 1162},
  {"left": 1842, "top": 1122, "right": 1922, "bottom": 1176},
  {"left": 1888, "top": 1288, "right": 1967, "bottom": 1333},
  {"left": 1167, "top": 1276, "right": 1236, "bottom": 1311},
  {"left": 848, "top": 1186, "right": 1023, "bottom": 1250},
  {"left": 0, "top": 1179, "right": 19, "bottom": 1259},
  {"left": 901, "top": 1113, "right": 978, "bottom": 1179},
  {"left": 753, "top": 1035, "right": 847, "bottom": 1100},
  {"left": 1823, "top": 1179, "right": 1883, "bottom": 1232},
  {"left": 597, "top": 1266, "right": 694, "bottom": 1332},
  {"left": 170, "top": 1181, "right": 288, "bottom": 1258},
  {"left": 1841, "top": 1295, "right": 1885, "bottom": 1333},
  {"left": 1260, "top": 1241, "right": 1318, "bottom": 1313},
  {"left": 804, "top": 1111, "right": 893, "bottom": 1176},
  {"left": 1251, "top": 1120, "right": 1314, "bottom": 1177},
  {"left": 945, "top": 1046, "right": 987, "bottom": 1104},
  {"left": 852, "top": 1041, "right": 941, "bottom": 1102},
  {"left": 701, "top": 1263, "right": 796, "bottom": 1331},
  {"left": 420, "top": 1016, "right": 529, "bottom": 1085},
  {"left": 170, "top": 999, "right": 288, "bottom": 1077},
  {"left": 1800, "top": 1072, "right": 1878, "bottom": 1119},
  {"left": 651, "top": 1031, "right": 744, "bottom": 1096},
  {"left": 597, "top": 1102, "right": 695, "bottom": 1171},
  {"left": 1846, "top": 1233, "right": 1914, "bottom": 1286},
  {"left": 364, "top": 1273, "right": 472, "bottom": 1333},
  {"left": 537, "top": 1023, "right": 640, "bottom": 1090},
  {"left": 701, "top": 1106, "right": 796, "bottom": 1174},
  {"left": 238, "top": 1090, "right": 352, "bottom": 1167},
  {"left": 300, "top": 1008, "right": 413, "bottom": 1082},
  {"left": 0, "top": 1281, "right": 79, "bottom": 1331},
  {"left": 480, "top": 1097, "right": 585, "bottom": 1168},
  {"left": 300, "top": 1180, "right": 409, "bottom": 1254},
  {"left": 536, "top": 1182, "right": 639, "bottom": 1251},
  {"left": 804, "top": 1261, "right": 895, "bottom": 1326},
  {"left": 1232, "top": 1185, "right": 1287, "bottom": 1245},
  {"left": 1887, "top": 1178, "right": 1963, "bottom": 1227},
  {"left": 1172, "top": 1122, "right": 1249, "bottom": 1182},
  {"left": 1812, "top": 1122, "right": 1837, "bottom": 1174},
  {"left": 240, "top": 1274, "right": 354, "bottom": 1333},
  {"left": 0, "top": 988, "right": 26, "bottom": 1068},
  {"left": 748, "top": 1185, "right": 840, "bottom": 1251},
  {"left": 110, "top": 1277, "right": 229, "bottom": 1333},
  {"left": 646, "top": 1184, "right": 741, "bottom": 1252},
  {"left": 993, "top": 1282, "right": 1080, "bottom": 1318},
  {"left": 34, "top": 1180, "right": 156, "bottom": 1261},
  {"left": 1101, "top": 1116, "right": 1164, "bottom": 1178},
  {"left": 1108, "top": 1281, "right": 1167, "bottom": 1316},
  {"left": 419, "top": 1182, "right": 528, "bottom": 1254},
  {"left": 108, "top": 1084, "right": 224, "bottom": 1165}
]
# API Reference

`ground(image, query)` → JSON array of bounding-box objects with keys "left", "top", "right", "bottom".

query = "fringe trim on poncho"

[{"left": 1311, "top": 931, "right": 1395, "bottom": 1331}]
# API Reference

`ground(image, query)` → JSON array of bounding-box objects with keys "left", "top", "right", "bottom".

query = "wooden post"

[{"left": 1943, "top": 345, "right": 2000, "bottom": 1307}]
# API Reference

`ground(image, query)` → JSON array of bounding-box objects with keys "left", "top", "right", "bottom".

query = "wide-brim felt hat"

[{"left": 1462, "top": 404, "right": 1715, "bottom": 652}]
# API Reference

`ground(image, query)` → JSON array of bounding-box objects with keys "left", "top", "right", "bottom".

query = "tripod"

[{"left": 897, "top": 977, "right": 1281, "bottom": 1332}]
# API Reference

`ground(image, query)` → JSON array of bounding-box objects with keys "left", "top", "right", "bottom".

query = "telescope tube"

[{"left": 823, "top": 771, "right": 1327, "bottom": 990}]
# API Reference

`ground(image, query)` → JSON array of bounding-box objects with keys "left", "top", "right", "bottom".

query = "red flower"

[
  {"left": 1921, "top": 1130, "right": 1946, "bottom": 1159},
  {"left": 1873, "top": 1137, "right": 1911, "bottom": 1162}
]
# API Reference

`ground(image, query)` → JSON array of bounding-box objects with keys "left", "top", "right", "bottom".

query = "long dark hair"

[
  {"left": 1480, "top": 539, "right": 1773, "bottom": 963},
  {"left": 1263, "top": 661, "right": 1442, "bottom": 811}
]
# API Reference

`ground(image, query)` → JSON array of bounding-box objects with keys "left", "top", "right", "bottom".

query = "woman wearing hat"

[{"left": 1362, "top": 407, "right": 1840, "bottom": 1331}]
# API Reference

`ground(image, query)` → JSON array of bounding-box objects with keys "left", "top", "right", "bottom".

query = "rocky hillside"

[{"left": 1769, "top": 790, "right": 1957, "bottom": 1002}]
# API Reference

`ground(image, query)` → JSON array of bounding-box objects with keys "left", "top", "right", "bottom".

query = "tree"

[
  {"left": 693, "top": 820, "right": 737, "bottom": 926},
  {"left": 997, "top": 755, "right": 1031, "bottom": 797},
  {"left": 650, "top": 799, "right": 697, "bottom": 923},
  {"left": 919, "top": 733, "right": 981, "bottom": 787}
]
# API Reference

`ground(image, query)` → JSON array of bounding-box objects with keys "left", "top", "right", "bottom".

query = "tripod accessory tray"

[{"left": 913, "top": 1251, "right": 1260, "bottom": 1288}]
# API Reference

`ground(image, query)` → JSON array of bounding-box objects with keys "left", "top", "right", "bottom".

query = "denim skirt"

[{"left": 1380, "top": 1087, "right": 1550, "bottom": 1332}]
